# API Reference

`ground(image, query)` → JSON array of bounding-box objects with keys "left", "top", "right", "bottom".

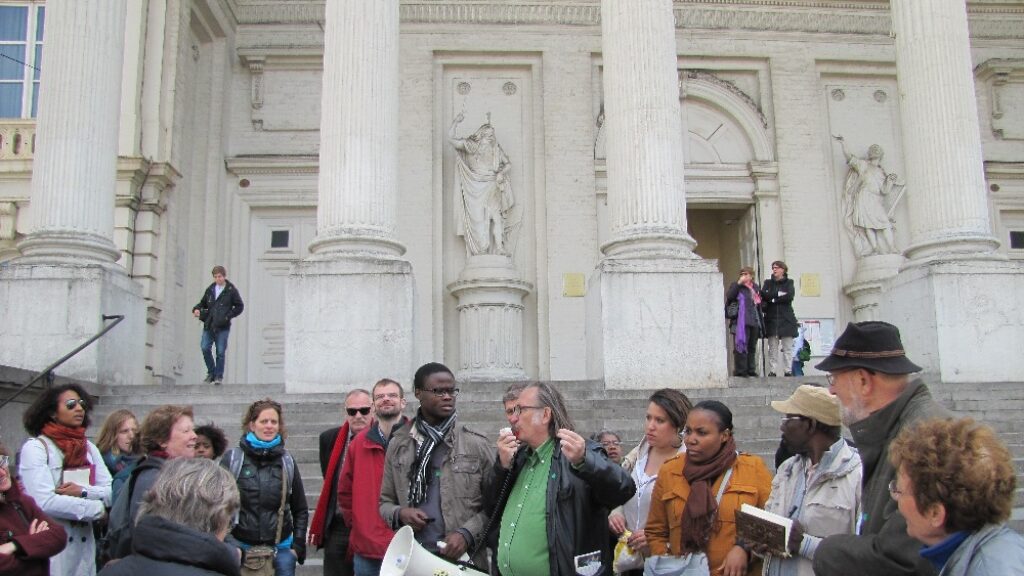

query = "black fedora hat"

[{"left": 814, "top": 321, "right": 922, "bottom": 375}]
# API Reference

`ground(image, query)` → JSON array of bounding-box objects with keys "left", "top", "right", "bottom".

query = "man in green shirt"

[{"left": 487, "top": 382, "right": 635, "bottom": 576}]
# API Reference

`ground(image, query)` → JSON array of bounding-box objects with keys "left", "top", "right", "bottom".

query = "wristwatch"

[{"left": 81, "top": 490, "right": 88, "bottom": 499}]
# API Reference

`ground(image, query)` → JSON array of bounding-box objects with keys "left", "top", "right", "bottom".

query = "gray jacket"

[
  {"left": 939, "top": 524, "right": 1024, "bottom": 576},
  {"left": 813, "top": 379, "right": 950, "bottom": 576}
]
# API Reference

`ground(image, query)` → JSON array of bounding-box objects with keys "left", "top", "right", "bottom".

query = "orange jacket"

[{"left": 646, "top": 452, "right": 772, "bottom": 576}]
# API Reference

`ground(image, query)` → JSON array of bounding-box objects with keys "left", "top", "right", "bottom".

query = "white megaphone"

[{"left": 380, "top": 526, "right": 489, "bottom": 576}]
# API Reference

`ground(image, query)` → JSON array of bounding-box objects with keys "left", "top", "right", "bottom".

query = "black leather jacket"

[
  {"left": 224, "top": 441, "right": 308, "bottom": 563},
  {"left": 193, "top": 281, "right": 244, "bottom": 333},
  {"left": 484, "top": 438, "right": 635, "bottom": 576}
]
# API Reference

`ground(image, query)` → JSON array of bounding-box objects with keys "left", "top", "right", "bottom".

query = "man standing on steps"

[
  {"left": 308, "top": 388, "right": 373, "bottom": 576},
  {"left": 192, "top": 265, "right": 244, "bottom": 384},
  {"left": 812, "top": 321, "right": 950, "bottom": 576},
  {"left": 338, "top": 379, "right": 409, "bottom": 576},
  {"left": 379, "top": 363, "right": 495, "bottom": 570}
]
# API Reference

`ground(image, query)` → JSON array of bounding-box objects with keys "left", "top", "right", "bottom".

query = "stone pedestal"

[
  {"left": 447, "top": 255, "right": 532, "bottom": 381},
  {"left": 879, "top": 260, "right": 1024, "bottom": 383},
  {"left": 843, "top": 254, "right": 905, "bottom": 321},
  {"left": 593, "top": 258, "right": 727, "bottom": 389},
  {"left": 0, "top": 264, "right": 145, "bottom": 385}
]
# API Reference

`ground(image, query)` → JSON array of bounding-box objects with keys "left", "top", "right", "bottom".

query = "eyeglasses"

[
  {"left": 771, "top": 265, "right": 783, "bottom": 270},
  {"left": 511, "top": 405, "right": 545, "bottom": 416},
  {"left": 888, "top": 479, "right": 904, "bottom": 500},
  {"left": 373, "top": 392, "right": 401, "bottom": 401},
  {"left": 424, "top": 387, "right": 459, "bottom": 398},
  {"left": 0, "top": 455, "right": 9, "bottom": 468},
  {"left": 63, "top": 398, "right": 87, "bottom": 410},
  {"left": 600, "top": 441, "right": 622, "bottom": 448},
  {"left": 780, "top": 415, "right": 808, "bottom": 423},
  {"left": 346, "top": 407, "right": 371, "bottom": 416}
]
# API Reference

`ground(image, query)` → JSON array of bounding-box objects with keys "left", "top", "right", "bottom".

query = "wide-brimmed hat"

[
  {"left": 814, "top": 321, "right": 922, "bottom": 375},
  {"left": 771, "top": 385, "right": 841, "bottom": 426}
]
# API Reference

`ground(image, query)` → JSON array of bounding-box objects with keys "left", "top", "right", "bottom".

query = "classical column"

[
  {"left": 0, "top": 0, "right": 146, "bottom": 385},
  {"left": 881, "top": 0, "right": 1022, "bottom": 383},
  {"left": 594, "top": 0, "right": 726, "bottom": 389},
  {"left": 18, "top": 0, "right": 127, "bottom": 263},
  {"left": 890, "top": 0, "right": 999, "bottom": 263},
  {"left": 286, "top": 0, "right": 414, "bottom": 391},
  {"left": 601, "top": 0, "right": 695, "bottom": 258}
]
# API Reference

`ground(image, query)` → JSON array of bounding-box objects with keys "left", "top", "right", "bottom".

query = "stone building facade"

[{"left": 0, "top": 0, "right": 1022, "bottom": 389}]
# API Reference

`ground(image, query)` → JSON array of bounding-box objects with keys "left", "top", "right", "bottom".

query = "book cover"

[{"left": 736, "top": 503, "right": 792, "bottom": 557}]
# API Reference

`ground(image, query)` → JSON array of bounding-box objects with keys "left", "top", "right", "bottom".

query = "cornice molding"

[{"left": 222, "top": 1, "right": 1022, "bottom": 39}]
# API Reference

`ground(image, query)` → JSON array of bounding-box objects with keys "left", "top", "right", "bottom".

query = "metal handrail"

[{"left": 0, "top": 314, "right": 125, "bottom": 411}]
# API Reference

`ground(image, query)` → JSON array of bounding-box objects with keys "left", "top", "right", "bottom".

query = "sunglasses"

[
  {"left": 346, "top": 407, "right": 371, "bottom": 416},
  {"left": 63, "top": 398, "right": 87, "bottom": 410},
  {"left": 0, "top": 455, "right": 9, "bottom": 468}
]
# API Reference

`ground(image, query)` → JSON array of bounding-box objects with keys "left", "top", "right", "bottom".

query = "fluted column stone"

[
  {"left": 592, "top": 0, "right": 726, "bottom": 389},
  {"left": 600, "top": 0, "right": 695, "bottom": 258},
  {"left": 285, "top": 0, "right": 414, "bottom": 392},
  {"left": 0, "top": 0, "right": 146, "bottom": 385},
  {"left": 880, "top": 0, "right": 1022, "bottom": 383},
  {"left": 18, "top": 0, "right": 127, "bottom": 263}
]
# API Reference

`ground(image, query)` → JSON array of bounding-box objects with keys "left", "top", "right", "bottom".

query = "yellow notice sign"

[
  {"left": 563, "top": 273, "right": 586, "bottom": 297},
  {"left": 800, "top": 273, "right": 821, "bottom": 297}
]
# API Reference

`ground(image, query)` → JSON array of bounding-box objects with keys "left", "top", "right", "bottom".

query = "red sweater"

[
  {"left": 0, "top": 482, "right": 68, "bottom": 576},
  {"left": 338, "top": 418, "right": 407, "bottom": 560}
]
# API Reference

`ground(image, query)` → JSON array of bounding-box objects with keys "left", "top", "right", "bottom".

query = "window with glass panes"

[{"left": 0, "top": 3, "right": 43, "bottom": 118}]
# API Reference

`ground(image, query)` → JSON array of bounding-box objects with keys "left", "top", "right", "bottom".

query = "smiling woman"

[{"left": 18, "top": 383, "right": 112, "bottom": 576}]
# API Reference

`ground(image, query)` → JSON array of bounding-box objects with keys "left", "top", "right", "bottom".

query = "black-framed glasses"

[
  {"left": 888, "top": 479, "right": 904, "bottom": 500},
  {"left": 425, "top": 387, "right": 459, "bottom": 398},
  {"left": 346, "top": 407, "right": 371, "bottom": 416},
  {"left": 63, "top": 398, "right": 87, "bottom": 410},
  {"left": 511, "top": 404, "right": 545, "bottom": 416}
]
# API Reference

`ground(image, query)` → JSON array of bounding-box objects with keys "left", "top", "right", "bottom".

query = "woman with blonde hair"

[
  {"left": 222, "top": 398, "right": 307, "bottom": 576},
  {"left": 889, "top": 418, "right": 1024, "bottom": 576},
  {"left": 95, "top": 409, "right": 142, "bottom": 499}
]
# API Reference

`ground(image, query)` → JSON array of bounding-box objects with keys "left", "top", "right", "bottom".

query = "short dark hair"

[
  {"left": 241, "top": 398, "right": 286, "bottom": 439},
  {"left": 692, "top": 400, "right": 733, "bottom": 432},
  {"left": 771, "top": 260, "right": 788, "bottom": 273},
  {"left": 371, "top": 380, "right": 402, "bottom": 399},
  {"left": 413, "top": 363, "right": 453, "bottom": 390},
  {"left": 141, "top": 405, "right": 194, "bottom": 453},
  {"left": 23, "top": 383, "right": 94, "bottom": 436},
  {"left": 649, "top": 388, "right": 693, "bottom": 431},
  {"left": 891, "top": 418, "right": 1016, "bottom": 532},
  {"left": 194, "top": 423, "right": 228, "bottom": 459},
  {"left": 211, "top": 265, "right": 226, "bottom": 276}
]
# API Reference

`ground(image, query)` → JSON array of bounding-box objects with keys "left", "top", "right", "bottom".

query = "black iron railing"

[{"left": 0, "top": 314, "right": 124, "bottom": 410}]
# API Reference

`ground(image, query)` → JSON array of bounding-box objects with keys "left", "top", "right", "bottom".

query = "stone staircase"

[{"left": 89, "top": 376, "right": 1024, "bottom": 575}]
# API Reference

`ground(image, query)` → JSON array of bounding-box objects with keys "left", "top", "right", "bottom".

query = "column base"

[
  {"left": 0, "top": 263, "right": 146, "bottom": 385},
  {"left": 880, "top": 259, "right": 1024, "bottom": 383},
  {"left": 285, "top": 256, "right": 414, "bottom": 393},
  {"left": 843, "top": 254, "right": 905, "bottom": 322},
  {"left": 589, "top": 256, "right": 728, "bottom": 389}
]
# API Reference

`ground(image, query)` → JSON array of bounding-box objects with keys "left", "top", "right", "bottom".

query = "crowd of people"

[{"left": 2, "top": 321, "right": 1023, "bottom": 576}]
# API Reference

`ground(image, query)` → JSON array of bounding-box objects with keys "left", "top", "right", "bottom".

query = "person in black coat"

[
  {"left": 725, "top": 266, "right": 763, "bottom": 377},
  {"left": 192, "top": 265, "right": 244, "bottom": 384},
  {"left": 99, "top": 458, "right": 241, "bottom": 576},
  {"left": 760, "top": 260, "right": 799, "bottom": 377}
]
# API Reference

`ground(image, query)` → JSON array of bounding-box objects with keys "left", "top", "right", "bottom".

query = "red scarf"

[
  {"left": 42, "top": 422, "right": 89, "bottom": 468},
  {"left": 680, "top": 436, "right": 738, "bottom": 554},
  {"left": 308, "top": 422, "right": 351, "bottom": 547}
]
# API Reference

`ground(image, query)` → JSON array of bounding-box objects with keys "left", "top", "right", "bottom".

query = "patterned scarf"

[
  {"left": 680, "top": 436, "right": 738, "bottom": 554},
  {"left": 41, "top": 422, "right": 88, "bottom": 468},
  {"left": 407, "top": 410, "right": 457, "bottom": 507}
]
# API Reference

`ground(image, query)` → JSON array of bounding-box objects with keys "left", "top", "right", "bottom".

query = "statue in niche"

[
  {"left": 832, "top": 135, "right": 906, "bottom": 257},
  {"left": 449, "top": 112, "right": 521, "bottom": 257}
]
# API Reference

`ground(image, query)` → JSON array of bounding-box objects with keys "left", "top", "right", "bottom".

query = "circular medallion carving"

[
  {"left": 503, "top": 81, "right": 518, "bottom": 96},
  {"left": 457, "top": 82, "right": 471, "bottom": 95},
  {"left": 831, "top": 89, "right": 845, "bottom": 101},
  {"left": 874, "top": 90, "right": 888, "bottom": 103}
]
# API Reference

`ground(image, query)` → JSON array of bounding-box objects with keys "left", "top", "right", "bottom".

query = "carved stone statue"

[
  {"left": 832, "top": 135, "right": 905, "bottom": 257},
  {"left": 449, "top": 113, "right": 520, "bottom": 257}
]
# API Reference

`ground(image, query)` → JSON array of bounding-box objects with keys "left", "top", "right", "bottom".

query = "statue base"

[
  {"left": 447, "top": 255, "right": 533, "bottom": 381},
  {"left": 843, "top": 253, "right": 905, "bottom": 322}
]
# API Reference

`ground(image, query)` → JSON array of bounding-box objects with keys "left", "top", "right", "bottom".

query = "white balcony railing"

[{"left": 0, "top": 120, "right": 36, "bottom": 160}]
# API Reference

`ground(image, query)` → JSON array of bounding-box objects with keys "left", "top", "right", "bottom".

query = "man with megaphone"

[{"left": 379, "top": 363, "right": 495, "bottom": 571}]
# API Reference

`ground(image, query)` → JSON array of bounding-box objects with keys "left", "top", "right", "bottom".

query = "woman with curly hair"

[
  {"left": 19, "top": 383, "right": 113, "bottom": 576},
  {"left": 221, "top": 399, "right": 307, "bottom": 576},
  {"left": 889, "top": 418, "right": 1024, "bottom": 576},
  {"left": 195, "top": 423, "right": 228, "bottom": 460},
  {"left": 95, "top": 409, "right": 142, "bottom": 500}
]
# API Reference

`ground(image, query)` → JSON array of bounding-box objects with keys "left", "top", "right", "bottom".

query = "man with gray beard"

[{"left": 812, "top": 322, "right": 949, "bottom": 576}]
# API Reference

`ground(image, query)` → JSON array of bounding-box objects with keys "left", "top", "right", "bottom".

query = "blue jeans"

[
  {"left": 273, "top": 548, "right": 297, "bottom": 576},
  {"left": 353, "top": 554, "right": 382, "bottom": 576},
  {"left": 200, "top": 328, "right": 230, "bottom": 379}
]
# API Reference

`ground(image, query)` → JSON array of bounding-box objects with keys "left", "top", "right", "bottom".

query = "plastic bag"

[{"left": 614, "top": 530, "right": 644, "bottom": 573}]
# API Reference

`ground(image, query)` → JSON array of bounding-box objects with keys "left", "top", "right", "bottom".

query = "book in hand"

[{"left": 736, "top": 503, "right": 792, "bottom": 557}]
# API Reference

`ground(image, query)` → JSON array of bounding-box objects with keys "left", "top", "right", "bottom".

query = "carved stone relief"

[{"left": 976, "top": 59, "right": 1024, "bottom": 140}]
